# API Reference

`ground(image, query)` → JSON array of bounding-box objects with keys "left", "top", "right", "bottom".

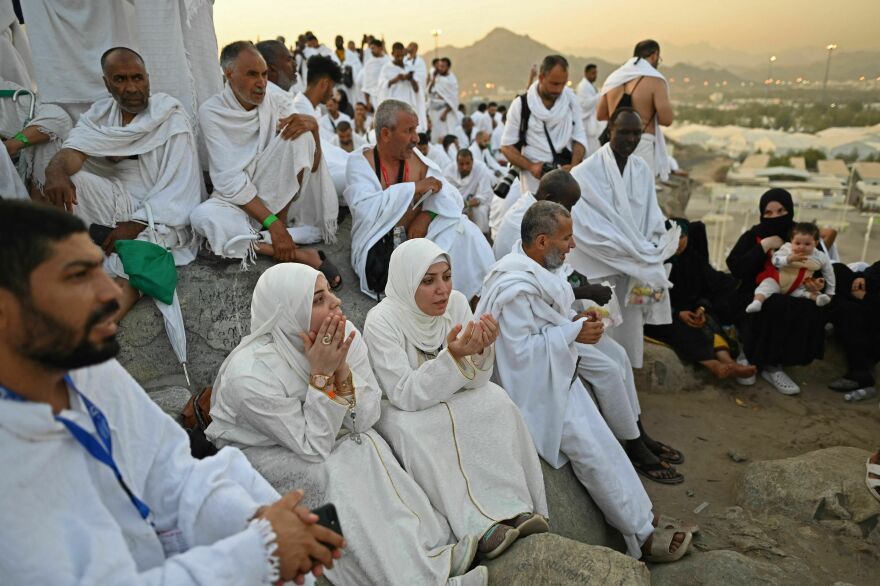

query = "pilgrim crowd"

[{"left": 2, "top": 1, "right": 879, "bottom": 584}]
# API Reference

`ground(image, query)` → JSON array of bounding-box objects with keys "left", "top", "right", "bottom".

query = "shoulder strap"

[
  {"left": 542, "top": 123, "right": 558, "bottom": 160},
  {"left": 625, "top": 76, "right": 645, "bottom": 95},
  {"left": 372, "top": 147, "right": 382, "bottom": 183},
  {"left": 517, "top": 93, "right": 530, "bottom": 149}
]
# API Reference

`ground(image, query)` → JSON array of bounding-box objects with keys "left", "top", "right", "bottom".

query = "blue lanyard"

[{"left": 0, "top": 377, "right": 153, "bottom": 524}]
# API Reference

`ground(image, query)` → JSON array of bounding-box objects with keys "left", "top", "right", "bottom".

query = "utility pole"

[
  {"left": 431, "top": 29, "right": 442, "bottom": 61},
  {"left": 822, "top": 43, "right": 838, "bottom": 103}
]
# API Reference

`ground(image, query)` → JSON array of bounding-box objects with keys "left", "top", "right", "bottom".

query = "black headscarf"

[{"left": 756, "top": 188, "right": 795, "bottom": 239}]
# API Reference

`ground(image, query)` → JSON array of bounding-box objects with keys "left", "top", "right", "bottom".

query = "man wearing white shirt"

[
  {"left": 319, "top": 95, "right": 353, "bottom": 143},
  {"left": 360, "top": 38, "right": 389, "bottom": 112},
  {"left": 0, "top": 199, "right": 345, "bottom": 585},
  {"left": 576, "top": 64, "right": 606, "bottom": 156},
  {"left": 469, "top": 131, "right": 506, "bottom": 179}
]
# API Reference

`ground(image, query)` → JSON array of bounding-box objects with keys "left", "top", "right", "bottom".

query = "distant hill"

[
  {"left": 426, "top": 28, "right": 745, "bottom": 102},
  {"left": 729, "top": 50, "right": 880, "bottom": 83}
]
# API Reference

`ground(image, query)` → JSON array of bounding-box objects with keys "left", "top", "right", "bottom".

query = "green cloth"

[{"left": 114, "top": 240, "right": 177, "bottom": 305}]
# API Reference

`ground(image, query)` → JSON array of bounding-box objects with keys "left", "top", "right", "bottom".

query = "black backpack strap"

[{"left": 516, "top": 93, "right": 530, "bottom": 150}]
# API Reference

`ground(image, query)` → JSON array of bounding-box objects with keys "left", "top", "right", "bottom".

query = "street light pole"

[
  {"left": 431, "top": 29, "right": 442, "bottom": 61},
  {"left": 765, "top": 55, "right": 776, "bottom": 97},
  {"left": 822, "top": 43, "right": 837, "bottom": 103}
]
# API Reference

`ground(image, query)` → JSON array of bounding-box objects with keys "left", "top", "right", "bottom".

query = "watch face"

[{"left": 313, "top": 375, "right": 329, "bottom": 388}]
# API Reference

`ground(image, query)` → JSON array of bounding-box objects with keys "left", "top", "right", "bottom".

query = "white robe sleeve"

[
  {"left": 500, "top": 97, "right": 522, "bottom": 148},
  {"left": 130, "top": 132, "right": 202, "bottom": 227},
  {"left": 339, "top": 334, "right": 382, "bottom": 432},
  {"left": 363, "top": 314, "right": 475, "bottom": 411}
]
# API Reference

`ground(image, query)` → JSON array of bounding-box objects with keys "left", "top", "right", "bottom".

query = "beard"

[
  {"left": 17, "top": 299, "right": 121, "bottom": 370},
  {"left": 544, "top": 248, "right": 565, "bottom": 270}
]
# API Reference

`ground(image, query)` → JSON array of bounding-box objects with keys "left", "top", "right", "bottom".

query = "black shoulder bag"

[{"left": 364, "top": 148, "right": 406, "bottom": 296}]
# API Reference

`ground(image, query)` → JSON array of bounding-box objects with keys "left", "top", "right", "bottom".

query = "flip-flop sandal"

[
  {"left": 643, "top": 527, "right": 693, "bottom": 563},
  {"left": 658, "top": 514, "right": 700, "bottom": 534},
  {"left": 477, "top": 523, "right": 519, "bottom": 560},
  {"left": 449, "top": 534, "right": 478, "bottom": 577},
  {"left": 317, "top": 250, "right": 343, "bottom": 290},
  {"left": 866, "top": 457, "right": 880, "bottom": 504},
  {"left": 633, "top": 460, "right": 685, "bottom": 485},
  {"left": 508, "top": 512, "right": 550, "bottom": 537},
  {"left": 651, "top": 441, "right": 685, "bottom": 465},
  {"left": 844, "top": 387, "right": 877, "bottom": 402}
]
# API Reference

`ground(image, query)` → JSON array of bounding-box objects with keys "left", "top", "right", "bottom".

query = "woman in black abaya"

[{"left": 726, "top": 188, "right": 827, "bottom": 395}]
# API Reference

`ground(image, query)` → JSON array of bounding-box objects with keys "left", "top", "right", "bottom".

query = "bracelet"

[
  {"left": 426, "top": 211, "right": 438, "bottom": 219},
  {"left": 262, "top": 214, "right": 279, "bottom": 229},
  {"left": 13, "top": 132, "right": 30, "bottom": 147}
]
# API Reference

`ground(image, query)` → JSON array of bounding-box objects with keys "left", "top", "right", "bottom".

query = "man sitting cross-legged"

[
  {"left": 190, "top": 41, "right": 340, "bottom": 286},
  {"left": 344, "top": 99, "right": 494, "bottom": 301},
  {"left": 43, "top": 47, "right": 202, "bottom": 322},
  {"left": 477, "top": 201, "right": 694, "bottom": 563}
]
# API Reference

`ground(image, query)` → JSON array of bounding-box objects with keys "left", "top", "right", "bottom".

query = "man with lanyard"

[
  {"left": 343, "top": 99, "right": 494, "bottom": 300},
  {"left": 0, "top": 199, "right": 344, "bottom": 584}
]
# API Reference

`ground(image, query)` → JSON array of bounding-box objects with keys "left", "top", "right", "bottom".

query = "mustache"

[{"left": 86, "top": 300, "right": 121, "bottom": 331}]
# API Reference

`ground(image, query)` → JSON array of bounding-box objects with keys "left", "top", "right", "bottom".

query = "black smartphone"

[
  {"left": 313, "top": 503, "right": 343, "bottom": 538},
  {"left": 88, "top": 223, "right": 114, "bottom": 245}
]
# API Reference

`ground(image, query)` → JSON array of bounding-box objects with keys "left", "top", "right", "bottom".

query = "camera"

[{"left": 493, "top": 168, "right": 519, "bottom": 198}]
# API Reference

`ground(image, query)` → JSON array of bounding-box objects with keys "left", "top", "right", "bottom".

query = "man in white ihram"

[
  {"left": 427, "top": 57, "right": 459, "bottom": 143},
  {"left": 477, "top": 200, "right": 693, "bottom": 564},
  {"left": 0, "top": 199, "right": 345, "bottom": 584},
  {"left": 344, "top": 99, "right": 494, "bottom": 300},
  {"left": 576, "top": 63, "right": 606, "bottom": 156},
  {"left": 443, "top": 149, "right": 494, "bottom": 236}
]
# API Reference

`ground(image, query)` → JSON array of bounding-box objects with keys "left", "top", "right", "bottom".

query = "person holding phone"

[
  {"left": 207, "top": 263, "right": 486, "bottom": 586},
  {"left": 0, "top": 200, "right": 343, "bottom": 585}
]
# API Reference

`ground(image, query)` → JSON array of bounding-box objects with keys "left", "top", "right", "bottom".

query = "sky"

[{"left": 213, "top": 0, "right": 880, "bottom": 56}]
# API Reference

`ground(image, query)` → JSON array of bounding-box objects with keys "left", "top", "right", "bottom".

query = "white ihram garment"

[
  {"left": 207, "top": 264, "right": 459, "bottom": 586},
  {"left": 568, "top": 145, "right": 679, "bottom": 367},
  {"left": 0, "top": 359, "right": 287, "bottom": 585},
  {"left": 0, "top": 1, "right": 34, "bottom": 88},
  {"left": 291, "top": 89, "right": 351, "bottom": 197},
  {"left": 601, "top": 57, "right": 671, "bottom": 180},
  {"left": 405, "top": 54, "right": 429, "bottom": 131},
  {"left": 428, "top": 73, "right": 459, "bottom": 142},
  {"left": 63, "top": 93, "right": 202, "bottom": 268},
  {"left": 576, "top": 78, "right": 605, "bottom": 156},
  {"left": 469, "top": 143, "right": 506, "bottom": 177},
  {"left": 500, "top": 82, "right": 586, "bottom": 193},
  {"left": 361, "top": 54, "right": 390, "bottom": 105},
  {"left": 0, "top": 145, "right": 26, "bottom": 198},
  {"left": 378, "top": 61, "right": 418, "bottom": 111},
  {"left": 443, "top": 160, "right": 494, "bottom": 234},
  {"left": 191, "top": 85, "right": 337, "bottom": 260},
  {"left": 475, "top": 245, "right": 654, "bottom": 558},
  {"left": 343, "top": 146, "right": 494, "bottom": 299},
  {"left": 364, "top": 240, "right": 548, "bottom": 541}
]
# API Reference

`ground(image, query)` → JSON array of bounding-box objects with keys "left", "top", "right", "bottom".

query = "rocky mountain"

[{"left": 426, "top": 28, "right": 744, "bottom": 102}]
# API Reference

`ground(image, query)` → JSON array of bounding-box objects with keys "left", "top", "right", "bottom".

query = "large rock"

[
  {"left": 636, "top": 341, "right": 704, "bottom": 393},
  {"left": 736, "top": 447, "right": 880, "bottom": 535},
  {"left": 649, "top": 549, "right": 791, "bottom": 586},
  {"left": 484, "top": 533, "right": 649, "bottom": 586}
]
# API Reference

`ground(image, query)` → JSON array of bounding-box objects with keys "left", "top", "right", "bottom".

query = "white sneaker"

[
  {"left": 761, "top": 368, "right": 801, "bottom": 395},
  {"left": 736, "top": 354, "right": 756, "bottom": 386},
  {"left": 447, "top": 565, "right": 488, "bottom": 586}
]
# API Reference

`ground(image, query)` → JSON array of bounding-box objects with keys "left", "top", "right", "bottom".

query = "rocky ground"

[{"left": 119, "top": 196, "right": 879, "bottom": 584}]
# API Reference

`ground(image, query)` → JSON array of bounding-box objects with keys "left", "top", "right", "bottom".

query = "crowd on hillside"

[{"left": 2, "top": 1, "right": 879, "bottom": 585}]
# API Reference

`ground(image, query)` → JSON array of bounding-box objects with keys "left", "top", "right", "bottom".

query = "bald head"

[
  {"left": 100, "top": 47, "right": 145, "bottom": 74},
  {"left": 100, "top": 47, "right": 149, "bottom": 117},
  {"left": 535, "top": 169, "right": 581, "bottom": 210}
]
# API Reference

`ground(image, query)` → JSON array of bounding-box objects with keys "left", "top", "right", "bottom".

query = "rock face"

[
  {"left": 484, "top": 533, "right": 649, "bottom": 586},
  {"left": 736, "top": 447, "right": 880, "bottom": 536},
  {"left": 650, "top": 550, "right": 788, "bottom": 586},
  {"left": 636, "top": 341, "right": 704, "bottom": 393}
]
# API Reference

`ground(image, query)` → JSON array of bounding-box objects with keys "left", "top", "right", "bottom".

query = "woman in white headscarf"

[
  {"left": 363, "top": 239, "right": 549, "bottom": 561},
  {"left": 206, "top": 264, "right": 487, "bottom": 586}
]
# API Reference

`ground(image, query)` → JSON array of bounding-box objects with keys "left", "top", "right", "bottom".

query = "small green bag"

[{"left": 115, "top": 239, "right": 177, "bottom": 305}]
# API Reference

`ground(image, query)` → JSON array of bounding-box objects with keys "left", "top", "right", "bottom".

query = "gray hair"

[
  {"left": 220, "top": 40, "right": 258, "bottom": 72},
  {"left": 521, "top": 200, "right": 570, "bottom": 246},
  {"left": 375, "top": 99, "right": 418, "bottom": 132}
]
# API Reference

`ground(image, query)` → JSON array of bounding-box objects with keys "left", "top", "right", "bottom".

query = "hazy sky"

[{"left": 213, "top": 0, "right": 879, "bottom": 55}]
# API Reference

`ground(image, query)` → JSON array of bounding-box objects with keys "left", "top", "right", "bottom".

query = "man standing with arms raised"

[
  {"left": 598, "top": 40, "right": 673, "bottom": 179},
  {"left": 577, "top": 63, "right": 606, "bottom": 155},
  {"left": 500, "top": 55, "right": 586, "bottom": 195}
]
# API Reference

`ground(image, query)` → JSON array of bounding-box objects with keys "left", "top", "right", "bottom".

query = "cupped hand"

[
  {"left": 300, "top": 315, "right": 355, "bottom": 376},
  {"left": 447, "top": 321, "right": 489, "bottom": 360}
]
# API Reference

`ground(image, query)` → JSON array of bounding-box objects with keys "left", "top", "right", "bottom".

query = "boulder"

[
  {"left": 144, "top": 385, "right": 191, "bottom": 419},
  {"left": 484, "top": 533, "right": 649, "bottom": 586},
  {"left": 650, "top": 549, "right": 792, "bottom": 586},
  {"left": 735, "top": 447, "right": 880, "bottom": 536},
  {"left": 636, "top": 341, "right": 704, "bottom": 393}
]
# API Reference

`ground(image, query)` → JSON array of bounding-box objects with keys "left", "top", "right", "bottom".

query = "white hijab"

[
  {"left": 213, "top": 263, "right": 324, "bottom": 392},
  {"left": 380, "top": 238, "right": 468, "bottom": 352}
]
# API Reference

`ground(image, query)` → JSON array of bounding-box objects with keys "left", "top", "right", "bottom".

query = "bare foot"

[
  {"left": 731, "top": 363, "right": 758, "bottom": 379},
  {"left": 704, "top": 360, "right": 735, "bottom": 379},
  {"left": 643, "top": 521, "right": 686, "bottom": 555}
]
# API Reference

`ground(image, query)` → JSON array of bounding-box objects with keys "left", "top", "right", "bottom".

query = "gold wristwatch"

[{"left": 309, "top": 373, "right": 332, "bottom": 390}]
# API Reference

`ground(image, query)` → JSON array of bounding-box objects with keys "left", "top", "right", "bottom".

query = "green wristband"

[
  {"left": 262, "top": 214, "right": 280, "bottom": 229},
  {"left": 426, "top": 211, "right": 438, "bottom": 219},
  {"left": 13, "top": 132, "right": 30, "bottom": 147}
]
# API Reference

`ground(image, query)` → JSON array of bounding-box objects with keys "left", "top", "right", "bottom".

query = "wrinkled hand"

[
  {"left": 300, "top": 315, "right": 355, "bottom": 376},
  {"left": 447, "top": 321, "right": 490, "bottom": 360},
  {"left": 414, "top": 176, "right": 442, "bottom": 197},
  {"left": 575, "top": 317, "right": 604, "bottom": 344},
  {"left": 269, "top": 222, "right": 297, "bottom": 262},
  {"left": 256, "top": 491, "right": 345, "bottom": 583},
  {"left": 852, "top": 277, "right": 866, "bottom": 300},
  {"left": 278, "top": 114, "right": 318, "bottom": 141},
  {"left": 101, "top": 221, "right": 147, "bottom": 255},
  {"left": 44, "top": 173, "right": 77, "bottom": 212},
  {"left": 760, "top": 236, "right": 784, "bottom": 252}
]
